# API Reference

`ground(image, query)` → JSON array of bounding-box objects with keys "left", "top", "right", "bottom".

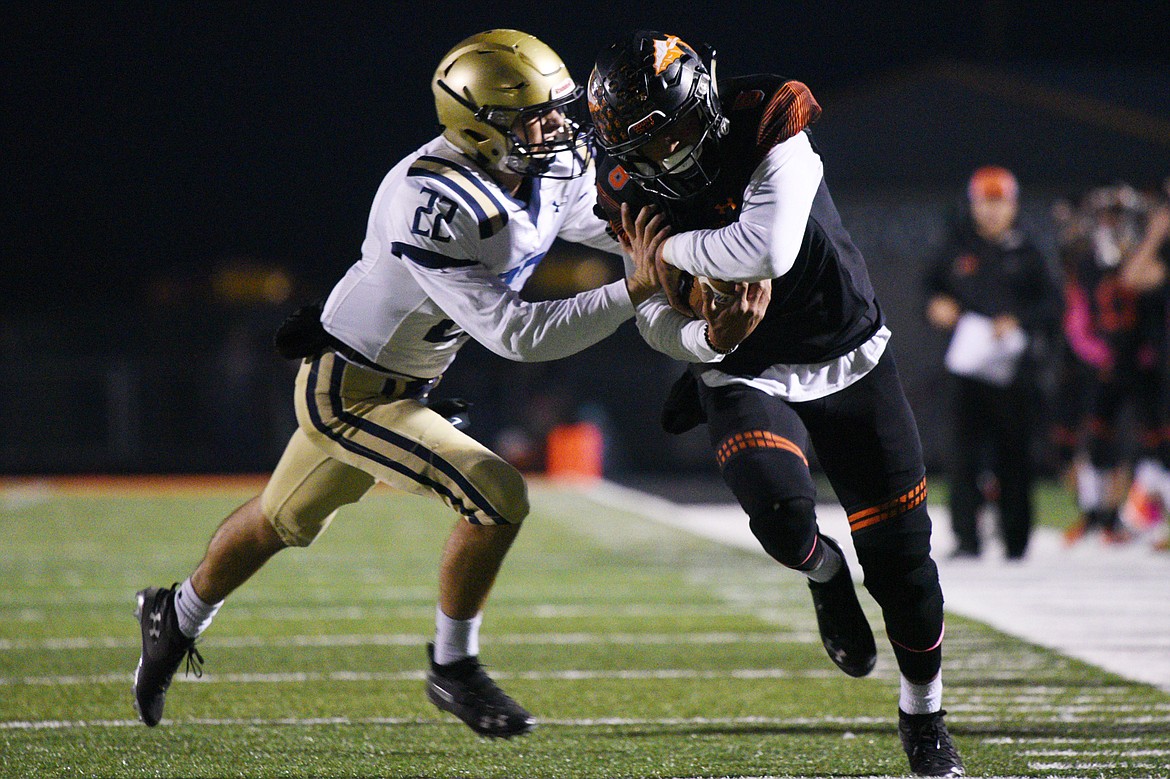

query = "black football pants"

[
  {"left": 947, "top": 375, "right": 1035, "bottom": 558},
  {"left": 695, "top": 351, "right": 944, "bottom": 683}
]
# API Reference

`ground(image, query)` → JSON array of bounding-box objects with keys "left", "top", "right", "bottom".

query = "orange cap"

[{"left": 968, "top": 165, "right": 1018, "bottom": 201}]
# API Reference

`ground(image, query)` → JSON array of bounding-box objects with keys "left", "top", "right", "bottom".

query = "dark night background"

[{"left": 4, "top": 2, "right": 1170, "bottom": 477}]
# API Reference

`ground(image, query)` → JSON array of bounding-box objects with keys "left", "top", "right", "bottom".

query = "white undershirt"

[{"left": 697, "top": 326, "right": 890, "bottom": 402}]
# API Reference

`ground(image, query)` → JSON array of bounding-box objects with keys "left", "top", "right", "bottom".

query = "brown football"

[{"left": 685, "top": 274, "right": 738, "bottom": 316}]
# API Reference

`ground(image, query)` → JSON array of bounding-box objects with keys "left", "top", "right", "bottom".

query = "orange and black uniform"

[
  {"left": 1064, "top": 240, "right": 1168, "bottom": 508},
  {"left": 596, "top": 75, "right": 946, "bottom": 683},
  {"left": 923, "top": 222, "right": 1059, "bottom": 558}
]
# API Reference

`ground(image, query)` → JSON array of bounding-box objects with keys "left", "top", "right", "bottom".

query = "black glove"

[{"left": 274, "top": 300, "right": 330, "bottom": 359}]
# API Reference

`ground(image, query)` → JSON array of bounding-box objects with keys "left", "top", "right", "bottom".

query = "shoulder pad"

[
  {"left": 756, "top": 80, "right": 821, "bottom": 150},
  {"left": 406, "top": 155, "right": 510, "bottom": 239}
]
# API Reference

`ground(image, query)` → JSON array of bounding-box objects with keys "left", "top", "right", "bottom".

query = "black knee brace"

[{"left": 747, "top": 495, "right": 819, "bottom": 568}]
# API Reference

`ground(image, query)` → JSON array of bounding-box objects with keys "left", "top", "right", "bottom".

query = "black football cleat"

[
  {"left": 807, "top": 534, "right": 877, "bottom": 677},
  {"left": 133, "top": 585, "right": 204, "bottom": 727},
  {"left": 426, "top": 644, "right": 535, "bottom": 738},
  {"left": 899, "top": 709, "right": 965, "bottom": 777},
  {"left": 898, "top": 706, "right": 964, "bottom": 771}
]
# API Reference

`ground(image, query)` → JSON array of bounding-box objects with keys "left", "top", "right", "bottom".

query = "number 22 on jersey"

[{"left": 411, "top": 188, "right": 458, "bottom": 242}]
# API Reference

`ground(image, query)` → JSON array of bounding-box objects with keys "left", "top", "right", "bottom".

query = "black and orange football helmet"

[{"left": 587, "top": 31, "right": 728, "bottom": 199}]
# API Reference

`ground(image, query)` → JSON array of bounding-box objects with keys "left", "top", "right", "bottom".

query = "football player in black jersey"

[
  {"left": 589, "top": 31, "right": 964, "bottom": 778},
  {"left": 1057, "top": 185, "right": 1170, "bottom": 544}
]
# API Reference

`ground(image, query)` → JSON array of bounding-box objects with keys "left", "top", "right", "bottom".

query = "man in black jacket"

[{"left": 924, "top": 166, "right": 1059, "bottom": 560}]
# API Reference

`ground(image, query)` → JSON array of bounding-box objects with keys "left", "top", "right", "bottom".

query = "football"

[{"left": 684, "top": 273, "right": 738, "bottom": 317}]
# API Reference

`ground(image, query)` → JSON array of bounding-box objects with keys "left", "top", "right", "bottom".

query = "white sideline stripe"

[
  {"left": 0, "top": 631, "right": 822, "bottom": 652},
  {"left": 1031, "top": 762, "right": 1164, "bottom": 771},
  {"left": 587, "top": 482, "right": 1170, "bottom": 693},
  {"left": 950, "top": 702, "right": 1170, "bottom": 714},
  {"left": 0, "top": 631, "right": 1076, "bottom": 653},
  {"left": 984, "top": 736, "right": 1149, "bottom": 744},
  {"left": 0, "top": 667, "right": 844, "bottom": 686},
  {"left": 0, "top": 603, "right": 750, "bottom": 620}
]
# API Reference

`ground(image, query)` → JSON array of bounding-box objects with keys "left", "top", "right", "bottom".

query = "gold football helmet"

[{"left": 432, "top": 29, "right": 592, "bottom": 178}]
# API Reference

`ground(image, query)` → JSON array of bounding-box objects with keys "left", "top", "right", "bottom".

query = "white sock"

[
  {"left": 174, "top": 578, "right": 223, "bottom": 639},
  {"left": 1076, "top": 464, "right": 1109, "bottom": 511},
  {"left": 1135, "top": 459, "right": 1170, "bottom": 506},
  {"left": 433, "top": 607, "right": 482, "bottom": 665},
  {"left": 900, "top": 673, "right": 943, "bottom": 714},
  {"left": 804, "top": 538, "right": 843, "bottom": 583}
]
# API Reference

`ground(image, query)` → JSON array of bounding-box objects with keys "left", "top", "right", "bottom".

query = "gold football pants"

[{"left": 260, "top": 352, "right": 529, "bottom": 546}]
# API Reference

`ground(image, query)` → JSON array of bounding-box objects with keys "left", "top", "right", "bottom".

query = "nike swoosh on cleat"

[{"left": 428, "top": 682, "right": 455, "bottom": 704}]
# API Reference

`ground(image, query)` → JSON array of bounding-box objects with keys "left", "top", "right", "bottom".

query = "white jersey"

[{"left": 322, "top": 137, "right": 632, "bottom": 379}]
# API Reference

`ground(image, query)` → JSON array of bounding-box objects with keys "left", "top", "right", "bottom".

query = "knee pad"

[
  {"left": 464, "top": 457, "right": 529, "bottom": 525},
  {"left": 748, "top": 495, "right": 818, "bottom": 567}
]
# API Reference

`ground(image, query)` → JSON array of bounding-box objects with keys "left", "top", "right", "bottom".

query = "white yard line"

[
  {"left": 589, "top": 482, "right": 1170, "bottom": 693},
  {"left": 0, "top": 631, "right": 821, "bottom": 652},
  {"left": 2, "top": 667, "right": 844, "bottom": 687},
  {"left": 0, "top": 712, "right": 1141, "bottom": 732}
]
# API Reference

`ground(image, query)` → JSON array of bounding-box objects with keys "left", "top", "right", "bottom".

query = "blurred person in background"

[
  {"left": 1056, "top": 183, "right": 1169, "bottom": 546},
  {"left": 924, "top": 166, "right": 1059, "bottom": 560}
]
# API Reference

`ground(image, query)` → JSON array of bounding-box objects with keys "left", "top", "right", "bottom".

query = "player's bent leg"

[
  {"left": 426, "top": 484, "right": 533, "bottom": 737},
  {"left": 295, "top": 355, "right": 535, "bottom": 735},
  {"left": 135, "top": 495, "right": 285, "bottom": 727},
  {"left": 133, "top": 427, "right": 375, "bottom": 728},
  {"left": 798, "top": 353, "right": 959, "bottom": 774},
  {"left": 741, "top": 491, "right": 876, "bottom": 677},
  {"left": 714, "top": 414, "right": 875, "bottom": 677}
]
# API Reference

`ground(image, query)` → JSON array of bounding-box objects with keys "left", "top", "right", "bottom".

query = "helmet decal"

[
  {"left": 607, "top": 165, "right": 630, "bottom": 190},
  {"left": 629, "top": 110, "right": 664, "bottom": 137},
  {"left": 551, "top": 77, "right": 575, "bottom": 99},
  {"left": 652, "top": 35, "right": 685, "bottom": 75}
]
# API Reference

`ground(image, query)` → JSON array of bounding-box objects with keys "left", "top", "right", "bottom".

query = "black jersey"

[
  {"left": 1065, "top": 240, "right": 1166, "bottom": 372},
  {"left": 595, "top": 74, "right": 884, "bottom": 374},
  {"left": 923, "top": 223, "right": 1058, "bottom": 335}
]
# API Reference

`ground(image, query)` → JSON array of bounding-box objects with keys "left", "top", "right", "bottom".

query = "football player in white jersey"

[{"left": 131, "top": 29, "right": 761, "bottom": 738}]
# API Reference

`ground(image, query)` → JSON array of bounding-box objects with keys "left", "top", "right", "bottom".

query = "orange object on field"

[{"left": 546, "top": 422, "right": 603, "bottom": 481}]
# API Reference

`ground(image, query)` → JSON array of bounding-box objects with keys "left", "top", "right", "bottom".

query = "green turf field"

[{"left": 1, "top": 482, "right": 1166, "bottom": 778}]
